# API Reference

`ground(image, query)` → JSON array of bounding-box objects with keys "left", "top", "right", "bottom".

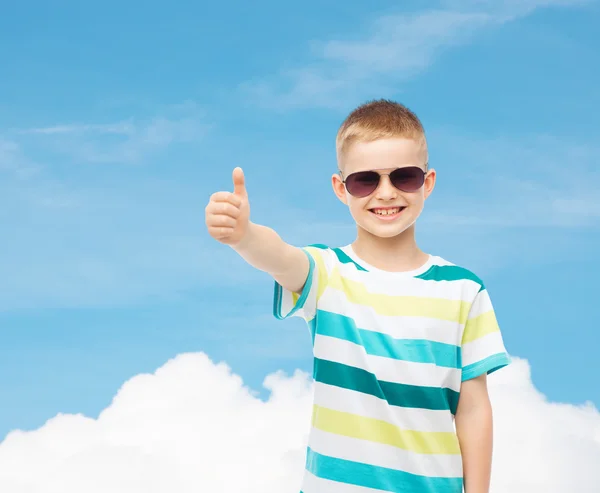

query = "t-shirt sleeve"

[
  {"left": 272, "top": 246, "right": 330, "bottom": 322},
  {"left": 461, "top": 286, "right": 510, "bottom": 382}
]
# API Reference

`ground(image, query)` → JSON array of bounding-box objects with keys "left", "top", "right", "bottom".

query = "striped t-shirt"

[{"left": 273, "top": 244, "right": 510, "bottom": 493}]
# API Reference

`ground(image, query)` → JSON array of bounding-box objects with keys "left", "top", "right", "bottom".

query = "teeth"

[{"left": 373, "top": 208, "right": 400, "bottom": 216}]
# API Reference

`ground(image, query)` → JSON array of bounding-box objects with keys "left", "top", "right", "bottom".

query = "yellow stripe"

[
  {"left": 305, "top": 247, "right": 329, "bottom": 301},
  {"left": 462, "top": 309, "right": 500, "bottom": 344},
  {"left": 311, "top": 405, "right": 460, "bottom": 455},
  {"left": 328, "top": 269, "right": 471, "bottom": 323}
]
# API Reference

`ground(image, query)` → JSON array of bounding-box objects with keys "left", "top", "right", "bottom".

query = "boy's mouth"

[{"left": 369, "top": 206, "right": 406, "bottom": 218}]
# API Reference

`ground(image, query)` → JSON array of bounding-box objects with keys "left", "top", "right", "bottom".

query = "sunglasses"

[{"left": 341, "top": 166, "right": 428, "bottom": 198}]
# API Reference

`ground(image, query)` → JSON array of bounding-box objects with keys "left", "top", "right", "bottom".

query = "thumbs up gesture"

[{"left": 205, "top": 167, "right": 250, "bottom": 246}]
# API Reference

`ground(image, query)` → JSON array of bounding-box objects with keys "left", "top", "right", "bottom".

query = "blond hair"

[{"left": 336, "top": 99, "right": 426, "bottom": 162}]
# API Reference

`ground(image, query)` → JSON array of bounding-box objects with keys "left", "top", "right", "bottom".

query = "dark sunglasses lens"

[
  {"left": 345, "top": 171, "right": 380, "bottom": 197},
  {"left": 390, "top": 167, "right": 425, "bottom": 192}
]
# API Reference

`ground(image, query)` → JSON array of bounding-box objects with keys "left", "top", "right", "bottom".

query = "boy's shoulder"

[
  {"left": 305, "top": 243, "right": 485, "bottom": 290},
  {"left": 305, "top": 243, "right": 369, "bottom": 272},
  {"left": 413, "top": 257, "right": 486, "bottom": 291}
]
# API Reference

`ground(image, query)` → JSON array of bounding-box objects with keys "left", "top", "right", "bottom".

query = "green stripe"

[
  {"left": 314, "top": 358, "right": 459, "bottom": 413},
  {"left": 308, "top": 243, "right": 368, "bottom": 271},
  {"left": 306, "top": 447, "right": 463, "bottom": 493},
  {"left": 415, "top": 264, "right": 484, "bottom": 289},
  {"left": 316, "top": 310, "right": 461, "bottom": 368},
  {"left": 332, "top": 247, "right": 368, "bottom": 271}
]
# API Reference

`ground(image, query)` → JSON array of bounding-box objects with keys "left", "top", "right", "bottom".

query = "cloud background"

[
  {"left": 1, "top": 0, "right": 599, "bottom": 490},
  {"left": 0, "top": 354, "right": 598, "bottom": 493}
]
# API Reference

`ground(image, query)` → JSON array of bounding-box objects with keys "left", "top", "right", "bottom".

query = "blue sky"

[{"left": 1, "top": 0, "right": 599, "bottom": 441}]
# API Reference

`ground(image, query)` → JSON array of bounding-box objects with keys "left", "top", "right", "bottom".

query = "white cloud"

[
  {"left": 243, "top": 1, "right": 592, "bottom": 108},
  {"left": 13, "top": 105, "right": 210, "bottom": 164},
  {"left": 0, "top": 353, "right": 598, "bottom": 492},
  {"left": 489, "top": 359, "right": 600, "bottom": 492},
  {"left": 0, "top": 183, "right": 254, "bottom": 310},
  {"left": 410, "top": 131, "right": 600, "bottom": 274},
  {"left": 442, "top": 0, "right": 592, "bottom": 20},
  {"left": 0, "top": 137, "right": 21, "bottom": 166},
  {"left": 0, "top": 102, "right": 221, "bottom": 311},
  {"left": 0, "top": 353, "right": 312, "bottom": 493},
  {"left": 0, "top": 138, "right": 40, "bottom": 178},
  {"left": 423, "top": 131, "right": 600, "bottom": 229},
  {"left": 22, "top": 121, "right": 136, "bottom": 136}
]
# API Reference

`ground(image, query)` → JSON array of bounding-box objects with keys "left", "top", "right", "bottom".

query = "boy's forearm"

[
  {"left": 231, "top": 221, "right": 309, "bottom": 293},
  {"left": 455, "top": 379, "right": 493, "bottom": 493}
]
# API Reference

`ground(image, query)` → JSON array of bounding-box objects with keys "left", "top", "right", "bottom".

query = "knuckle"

[{"left": 210, "top": 226, "right": 229, "bottom": 237}]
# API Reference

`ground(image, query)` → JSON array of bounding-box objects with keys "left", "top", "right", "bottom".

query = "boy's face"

[{"left": 332, "top": 137, "right": 435, "bottom": 239}]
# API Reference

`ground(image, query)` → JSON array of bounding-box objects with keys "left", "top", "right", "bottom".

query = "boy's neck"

[{"left": 352, "top": 225, "right": 428, "bottom": 273}]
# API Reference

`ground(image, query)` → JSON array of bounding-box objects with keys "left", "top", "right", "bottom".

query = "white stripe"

[
  {"left": 276, "top": 274, "right": 318, "bottom": 321},
  {"left": 277, "top": 287, "right": 294, "bottom": 317},
  {"left": 338, "top": 246, "right": 454, "bottom": 270},
  {"left": 431, "top": 256, "right": 454, "bottom": 267},
  {"left": 314, "top": 334, "right": 462, "bottom": 392},
  {"left": 461, "top": 331, "right": 507, "bottom": 367},
  {"left": 318, "top": 289, "right": 463, "bottom": 345},
  {"left": 308, "top": 428, "right": 463, "bottom": 478},
  {"left": 467, "top": 289, "right": 494, "bottom": 319},
  {"left": 302, "top": 470, "right": 384, "bottom": 493},
  {"left": 334, "top": 261, "right": 481, "bottom": 301},
  {"left": 313, "top": 382, "right": 455, "bottom": 433}
]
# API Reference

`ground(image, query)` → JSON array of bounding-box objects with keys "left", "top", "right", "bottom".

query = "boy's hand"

[
  {"left": 205, "top": 167, "right": 309, "bottom": 293},
  {"left": 205, "top": 167, "right": 250, "bottom": 246}
]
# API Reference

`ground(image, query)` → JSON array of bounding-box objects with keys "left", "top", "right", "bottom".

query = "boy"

[{"left": 204, "top": 99, "right": 510, "bottom": 493}]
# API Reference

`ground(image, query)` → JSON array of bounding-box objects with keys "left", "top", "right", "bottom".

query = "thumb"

[{"left": 232, "top": 167, "right": 247, "bottom": 197}]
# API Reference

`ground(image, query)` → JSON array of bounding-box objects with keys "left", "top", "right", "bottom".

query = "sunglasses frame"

[{"left": 339, "top": 164, "right": 429, "bottom": 198}]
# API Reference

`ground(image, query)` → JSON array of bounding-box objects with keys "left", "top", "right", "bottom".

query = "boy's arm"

[
  {"left": 232, "top": 222, "right": 309, "bottom": 293},
  {"left": 205, "top": 167, "right": 309, "bottom": 293},
  {"left": 455, "top": 373, "right": 493, "bottom": 493}
]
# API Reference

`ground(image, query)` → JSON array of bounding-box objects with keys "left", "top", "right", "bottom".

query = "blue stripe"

[
  {"left": 462, "top": 353, "right": 511, "bottom": 381},
  {"left": 306, "top": 447, "right": 463, "bottom": 493},
  {"left": 315, "top": 310, "right": 461, "bottom": 368}
]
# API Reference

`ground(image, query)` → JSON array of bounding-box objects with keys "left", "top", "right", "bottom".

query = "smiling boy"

[{"left": 205, "top": 99, "right": 510, "bottom": 493}]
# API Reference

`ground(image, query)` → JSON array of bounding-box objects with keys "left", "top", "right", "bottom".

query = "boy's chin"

[{"left": 359, "top": 220, "right": 416, "bottom": 239}]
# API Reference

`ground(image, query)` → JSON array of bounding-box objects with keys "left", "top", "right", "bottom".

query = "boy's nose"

[{"left": 374, "top": 175, "right": 398, "bottom": 200}]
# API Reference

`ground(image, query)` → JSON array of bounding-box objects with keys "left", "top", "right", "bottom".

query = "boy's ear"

[
  {"left": 331, "top": 173, "right": 348, "bottom": 205},
  {"left": 423, "top": 168, "right": 436, "bottom": 200}
]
